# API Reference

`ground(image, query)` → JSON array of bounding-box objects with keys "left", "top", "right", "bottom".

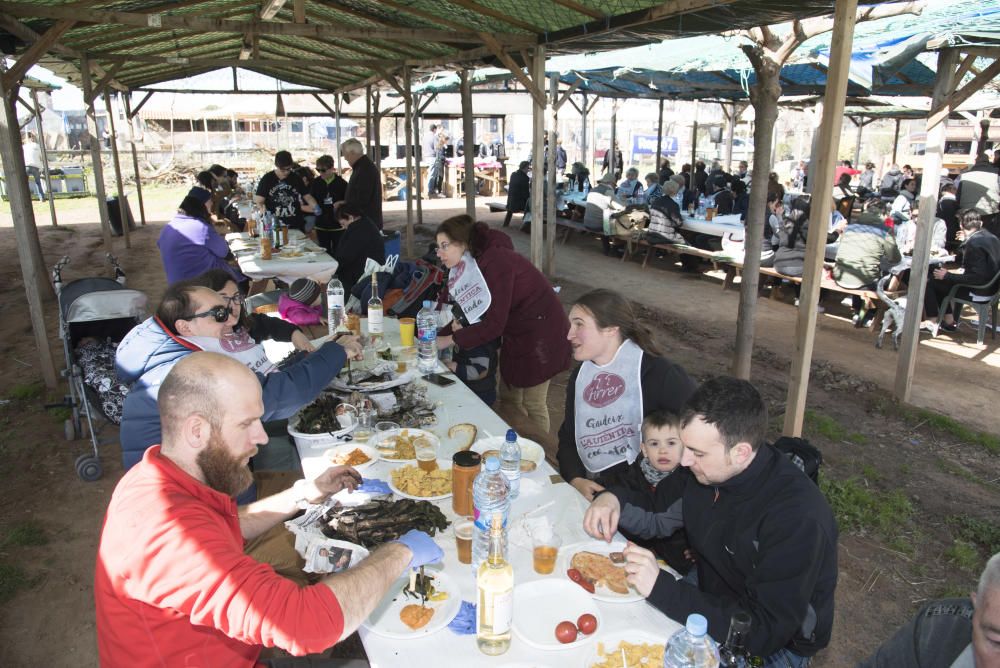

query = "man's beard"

[{"left": 197, "top": 428, "right": 254, "bottom": 497}]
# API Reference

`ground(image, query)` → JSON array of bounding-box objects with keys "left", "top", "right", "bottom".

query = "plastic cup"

[
  {"left": 454, "top": 518, "right": 474, "bottom": 564},
  {"left": 415, "top": 438, "right": 438, "bottom": 472},
  {"left": 532, "top": 530, "right": 561, "bottom": 574},
  {"left": 399, "top": 317, "right": 416, "bottom": 346},
  {"left": 705, "top": 207, "right": 716, "bottom": 221}
]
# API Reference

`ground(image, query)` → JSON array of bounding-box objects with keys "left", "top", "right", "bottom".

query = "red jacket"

[
  {"left": 95, "top": 446, "right": 344, "bottom": 667},
  {"left": 449, "top": 224, "right": 571, "bottom": 387}
]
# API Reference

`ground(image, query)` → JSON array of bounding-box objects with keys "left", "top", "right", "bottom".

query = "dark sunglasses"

[{"left": 184, "top": 305, "right": 233, "bottom": 323}]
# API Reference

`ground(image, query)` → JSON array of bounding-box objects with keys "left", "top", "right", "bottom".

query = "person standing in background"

[{"left": 22, "top": 132, "right": 46, "bottom": 202}]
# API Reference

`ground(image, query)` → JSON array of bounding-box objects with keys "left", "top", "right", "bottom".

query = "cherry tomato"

[
  {"left": 577, "top": 613, "right": 598, "bottom": 635},
  {"left": 567, "top": 568, "right": 583, "bottom": 583},
  {"left": 575, "top": 578, "right": 596, "bottom": 594},
  {"left": 555, "top": 620, "right": 578, "bottom": 644}
]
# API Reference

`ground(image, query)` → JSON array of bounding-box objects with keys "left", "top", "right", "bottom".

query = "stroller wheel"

[
  {"left": 75, "top": 454, "right": 103, "bottom": 482},
  {"left": 64, "top": 418, "right": 79, "bottom": 441}
]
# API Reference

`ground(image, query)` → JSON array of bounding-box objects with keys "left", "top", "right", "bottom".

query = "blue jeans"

[{"left": 763, "top": 648, "right": 810, "bottom": 668}]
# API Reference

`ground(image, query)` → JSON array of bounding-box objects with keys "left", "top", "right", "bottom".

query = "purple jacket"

[{"left": 157, "top": 213, "right": 245, "bottom": 285}]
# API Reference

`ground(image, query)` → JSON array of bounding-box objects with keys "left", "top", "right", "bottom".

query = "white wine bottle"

[
  {"left": 476, "top": 513, "right": 513, "bottom": 655},
  {"left": 367, "top": 271, "right": 383, "bottom": 336}
]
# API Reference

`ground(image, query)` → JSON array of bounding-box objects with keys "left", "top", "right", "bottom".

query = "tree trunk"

[{"left": 732, "top": 50, "right": 781, "bottom": 379}]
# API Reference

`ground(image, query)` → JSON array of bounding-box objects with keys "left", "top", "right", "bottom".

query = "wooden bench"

[
  {"left": 555, "top": 218, "right": 591, "bottom": 244},
  {"left": 629, "top": 239, "right": 728, "bottom": 269}
]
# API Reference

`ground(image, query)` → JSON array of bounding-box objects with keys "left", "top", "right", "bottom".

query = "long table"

[
  {"left": 279, "top": 321, "right": 683, "bottom": 666},
  {"left": 226, "top": 230, "right": 339, "bottom": 285}
]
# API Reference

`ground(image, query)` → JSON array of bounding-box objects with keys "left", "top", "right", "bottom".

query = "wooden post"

[
  {"left": 412, "top": 93, "right": 423, "bottom": 227},
  {"left": 895, "top": 49, "right": 961, "bottom": 402},
  {"left": 372, "top": 89, "right": 381, "bottom": 171},
  {"left": 365, "top": 84, "right": 372, "bottom": 159},
  {"left": 29, "top": 87, "right": 57, "bottom": 226},
  {"left": 544, "top": 72, "right": 558, "bottom": 276},
  {"left": 80, "top": 56, "right": 113, "bottom": 253},
  {"left": 581, "top": 91, "right": 589, "bottom": 174},
  {"left": 529, "top": 45, "right": 546, "bottom": 269},
  {"left": 724, "top": 102, "right": 737, "bottom": 172},
  {"left": 690, "top": 100, "right": 699, "bottom": 176},
  {"left": 891, "top": 118, "right": 901, "bottom": 165},
  {"left": 783, "top": 0, "right": 859, "bottom": 436},
  {"left": 0, "top": 73, "right": 58, "bottom": 388},
  {"left": 461, "top": 69, "right": 476, "bottom": 217},
  {"left": 655, "top": 98, "right": 664, "bottom": 176},
  {"left": 105, "top": 91, "right": 130, "bottom": 248},
  {"left": 852, "top": 116, "right": 864, "bottom": 168},
  {"left": 609, "top": 100, "right": 617, "bottom": 181},
  {"left": 805, "top": 102, "right": 824, "bottom": 194},
  {"left": 403, "top": 69, "right": 414, "bottom": 257},
  {"left": 122, "top": 92, "right": 146, "bottom": 226},
  {"left": 335, "top": 94, "right": 343, "bottom": 173}
]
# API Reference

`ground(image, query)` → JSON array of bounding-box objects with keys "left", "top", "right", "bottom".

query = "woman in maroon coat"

[{"left": 435, "top": 215, "right": 571, "bottom": 433}]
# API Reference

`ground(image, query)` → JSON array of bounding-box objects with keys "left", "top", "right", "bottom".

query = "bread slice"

[
  {"left": 448, "top": 423, "right": 478, "bottom": 451},
  {"left": 571, "top": 551, "right": 630, "bottom": 595}
]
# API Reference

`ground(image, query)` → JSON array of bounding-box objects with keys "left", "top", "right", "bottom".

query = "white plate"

[
  {"left": 387, "top": 460, "right": 453, "bottom": 501},
  {"left": 370, "top": 428, "right": 440, "bottom": 463},
  {"left": 511, "top": 580, "right": 602, "bottom": 651},
  {"left": 362, "top": 567, "right": 461, "bottom": 639},
  {"left": 472, "top": 436, "right": 545, "bottom": 469},
  {"left": 582, "top": 630, "right": 668, "bottom": 667},
  {"left": 558, "top": 541, "right": 642, "bottom": 603},
  {"left": 322, "top": 443, "right": 380, "bottom": 472}
]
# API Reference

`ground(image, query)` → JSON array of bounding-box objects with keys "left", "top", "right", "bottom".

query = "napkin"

[{"left": 447, "top": 601, "right": 476, "bottom": 635}]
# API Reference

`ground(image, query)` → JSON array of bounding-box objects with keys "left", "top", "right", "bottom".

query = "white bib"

[
  {"left": 448, "top": 251, "right": 491, "bottom": 324},
  {"left": 183, "top": 330, "right": 276, "bottom": 376},
  {"left": 574, "top": 339, "right": 644, "bottom": 473}
]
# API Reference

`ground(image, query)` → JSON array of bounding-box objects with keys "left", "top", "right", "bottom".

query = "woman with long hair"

[
  {"left": 435, "top": 214, "right": 571, "bottom": 433},
  {"left": 557, "top": 289, "right": 696, "bottom": 500},
  {"left": 157, "top": 191, "right": 246, "bottom": 286}
]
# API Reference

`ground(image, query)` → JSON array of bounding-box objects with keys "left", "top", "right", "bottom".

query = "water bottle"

[
  {"left": 663, "top": 614, "right": 721, "bottom": 668},
  {"left": 416, "top": 300, "right": 438, "bottom": 374},
  {"left": 697, "top": 196, "right": 706, "bottom": 218},
  {"left": 499, "top": 429, "right": 521, "bottom": 499},
  {"left": 471, "top": 457, "right": 510, "bottom": 570},
  {"left": 326, "top": 277, "right": 345, "bottom": 337}
]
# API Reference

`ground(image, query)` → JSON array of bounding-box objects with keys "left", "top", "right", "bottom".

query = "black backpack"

[{"left": 771, "top": 436, "right": 822, "bottom": 485}]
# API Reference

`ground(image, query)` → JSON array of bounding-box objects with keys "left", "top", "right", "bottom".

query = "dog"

[{"left": 875, "top": 274, "right": 907, "bottom": 350}]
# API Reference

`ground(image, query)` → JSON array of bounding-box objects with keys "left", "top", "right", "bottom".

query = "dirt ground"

[{"left": 0, "top": 189, "right": 997, "bottom": 667}]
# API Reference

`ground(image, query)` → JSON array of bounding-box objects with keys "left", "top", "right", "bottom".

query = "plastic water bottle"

[
  {"left": 472, "top": 457, "right": 510, "bottom": 570},
  {"left": 326, "top": 277, "right": 345, "bottom": 337},
  {"left": 416, "top": 300, "right": 438, "bottom": 374},
  {"left": 499, "top": 429, "right": 521, "bottom": 499},
  {"left": 697, "top": 196, "right": 707, "bottom": 218},
  {"left": 663, "top": 614, "right": 721, "bottom": 668}
]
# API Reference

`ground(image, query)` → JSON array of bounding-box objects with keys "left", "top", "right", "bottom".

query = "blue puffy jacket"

[{"left": 115, "top": 317, "right": 346, "bottom": 469}]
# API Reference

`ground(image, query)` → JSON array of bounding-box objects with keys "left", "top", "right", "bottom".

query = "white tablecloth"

[
  {"left": 281, "top": 321, "right": 684, "bottom": 666},
  {"left": 226, "top": 231, "right": 339, "bottom": 284},
  {"left": 680, "top": 213, "right": 744, "bottom": 237}
]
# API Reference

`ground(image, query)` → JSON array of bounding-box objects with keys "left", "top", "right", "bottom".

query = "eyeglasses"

[
  {"left": 184, "top": 305, "right": 233, "bottom": 323},
  {"left": 221, "top": 292, "right": 245, "bottom": 308}
]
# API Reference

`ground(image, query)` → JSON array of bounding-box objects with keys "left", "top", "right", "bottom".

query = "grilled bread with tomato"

[{"left": 570, "top": 551, "right": 630, "bottom": 594}]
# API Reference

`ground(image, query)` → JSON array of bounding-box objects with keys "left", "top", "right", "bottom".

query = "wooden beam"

[
  {"left": 953, "top": 54, "right": 977, "bottom": 84},
  {"left": 80, "top": 55, "right": 114, "bottom": 252},
  {"left": 529, "top": 46, "right": 546, "bottom": 270},
  {"left": 26, "top": 88, "right": 57, "bottom": 227},
  {"left": 446, "top": 0, "right": 542, "bottom": 33},
  {"left": 460, "top": 69, "right": 476, "bottom": 216},
  {"left": 128, "top": 91, "right": 153, "bottom": 119},
  {"left": 551, "top": 0, "right": 604, "bottom": 20},
  {"left": 553, "top": 79, "right": 582, "bottom": 112},
  {"left": 378, "top": 0, "right": 471, "bottom": 32},
  {"left": 480, "top": 33, "right": 546, "bottom": 108},
  {"left": 373, "top": 67, "right": 409, "bottom": 102},
  {"left": 783, "top": 0, "right": 858, "bottom": 437},
  {"left": 0, "top": 74, "right": 58, "bottom": 389},
  {"left": 85, "top": 62, "right": 124, "bottom": 105},
  {"left": 403, "top": 66, "right": 415, "bottom": 257},
  {"left": 261, "top": 0, "right": 290, "bottom": 20},
  {"left": 0, "top": 1, "right": 534, "bottom": 44},
  {"left": 1, "top": 19, "right": 75, "bottom": 91},
  {"left": 927, "top": 58, "right": 1000, "bottom": 130},
  {"left": 548, "top": 0, "right": 738, "bottom": 44},
  {"left": 544, "top": 72, "right": 558, "bottom": 276},
  {"left": 121, "top": 93, "right": 146, "bottom": 226},
  {"left": 104, "top": 91, "right": 130, "bottom": 249},
  {"left": 293, "top": 0, "right": 306, "bottom": 23},
  {"left": 895, "top": 48, "right": 961, "bottom": 402}
]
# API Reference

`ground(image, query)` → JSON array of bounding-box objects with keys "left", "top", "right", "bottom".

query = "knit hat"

[
  {"left": 288, "top": 278, "right": 321, "bottom": 305},
  {"left": 187, "top": 187, "right": 212, "bottom": 203}
]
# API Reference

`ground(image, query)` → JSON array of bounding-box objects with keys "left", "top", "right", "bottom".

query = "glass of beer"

[
  {"left": 532, "top": 529, "right": 562, "bottom": 575},
  {"left": 705, "top": 206, "right": 716, "bottom": 221},
  {"left": 414, "top": 437, "right": 438, "bottom": 472},
  {"left": 454, "top": 518, "right": 474, "bottom": 564}
]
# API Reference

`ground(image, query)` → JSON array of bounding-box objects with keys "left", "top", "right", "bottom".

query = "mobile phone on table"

[{"left": 424, "top": 373, "right": 456, "bottom": 387}]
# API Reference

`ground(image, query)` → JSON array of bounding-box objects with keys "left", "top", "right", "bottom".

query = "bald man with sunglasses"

[{"left": 116, "top": 283, "right": 362, "bottom": 471}]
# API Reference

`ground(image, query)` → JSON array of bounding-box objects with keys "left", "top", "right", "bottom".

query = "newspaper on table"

[
  {"left": 286, "top": 491, "right": 389, "bottom": 574},
  {"left": 329, "top": 362, "right": 419, "bottom": 392}
]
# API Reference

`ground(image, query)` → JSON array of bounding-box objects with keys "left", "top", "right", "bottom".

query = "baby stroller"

[{"left": 51, "top": 254, "right": 147, "bottom": 481}]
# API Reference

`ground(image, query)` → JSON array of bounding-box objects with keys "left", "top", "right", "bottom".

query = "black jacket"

[
  {"left": 556, "top": 352, "right": 695, "bottom": 488},
  {"left": 506, "top": 169, "right": 530, "bottom": 213},
  {"left": 951, "top": 228, "right": 1000, "bottom": 293},
  {"left": 334, "top": 216, "right": 386, "bottom": 296},
  {"left": 612, "top": 445, "right": 838, "bottom": 659},
  {"left": 247, "top": 313, "right": 299, "bottom": 343},
  {"left": 344, "top": 155, "right": 383, "bottom": 229}
]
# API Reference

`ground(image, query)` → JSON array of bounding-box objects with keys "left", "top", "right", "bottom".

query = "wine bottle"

[
  {"left": 367, "top": 271, "right": 383, "bottom": 336},
  {"left": 476, "top": 513, "right": 512, "bottom": 655}
]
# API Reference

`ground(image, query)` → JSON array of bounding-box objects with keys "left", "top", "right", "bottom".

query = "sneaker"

[{"left": 939, "top": 321, "right": 958, "bottom": 332}]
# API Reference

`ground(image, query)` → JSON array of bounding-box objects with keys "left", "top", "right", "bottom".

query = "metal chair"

[{"left": 937, "top": 268, "right": 1000, "bottom": 344}]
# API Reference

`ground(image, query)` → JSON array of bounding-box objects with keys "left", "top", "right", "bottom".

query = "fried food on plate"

[
  {"left": 571, "top": 551, "right": 630, "bottom": 595},
  {"left": 391, "top": 465, "right": 452, "bottom": 497},
  {"left": 399, "top": 604, "right": 435, "bottom": 630}
]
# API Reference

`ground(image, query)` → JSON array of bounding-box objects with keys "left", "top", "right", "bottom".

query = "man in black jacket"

[
  {"left": 584, "top": 376, "right": 838, "bottom": 665},
  {"left": 923, "top": 208, "right": 1000, "bottom": 331},
  {"left": 334, "top": 203, "right": 386, "bottom": 296},
  {"left": 503, "top": 161, "right": 531, "bottom": 227},
  {"left": 338, "top": 138, "right": 383, "bottom": 229}
]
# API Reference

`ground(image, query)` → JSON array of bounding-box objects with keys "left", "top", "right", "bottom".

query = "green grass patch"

[
  {"left": 0, "top": 563, "right": 35, "bottom": 605},
  {"left": 804, "top": 410, "right": 867, "bottom": 444},
  {"left": 951, "top": 516, "right": 1000, "bottom": 556},
  {"left": 886, "top": 403, "right": 1000, "bottom": 455},
  {"left": 935, "top": 457, "right": 993, "bottom": 489},
  {"left": 945, "top": 540, "right": 982, "bottom": 573},
  {"left": 3, "top": 520, "right": 48, "bottom": 548},
  {"left": 821, "top": 477, "right": 914, "bottom": 538},
  {"left": 47, "top": 406, "right": 72, "bottom": 422},
  {"left": 7, "top": 383, "right": 43, "bottom": 401},
  {"left": 860, "top": 464, "right": 881, "bottom": 482}
]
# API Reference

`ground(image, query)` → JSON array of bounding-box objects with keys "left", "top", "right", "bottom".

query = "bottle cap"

[
  {"left": 484, "top": 456, "right": 500, "bottom": 471},
  {"left": 505, "top": 428, "right": 517, "bottom": 442},
  {"left": 453, "top": 450, "right": 481, "bottom": 468},
  {"left": 423, "top": 300, "right": 432, "bottom": 308},
  {"left": 686, "top": 614, "right": 708, "bottom": 636}
]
